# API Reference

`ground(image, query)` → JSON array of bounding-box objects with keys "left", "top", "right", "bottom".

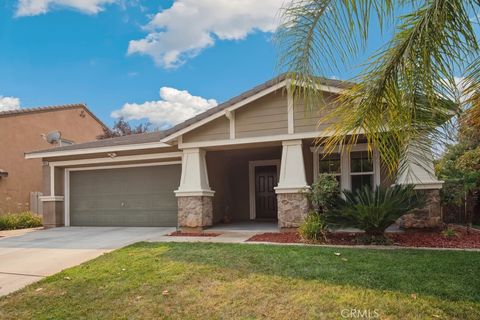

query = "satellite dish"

[{"left": 45, "top": 131, "right": 61, "bottom": 144}]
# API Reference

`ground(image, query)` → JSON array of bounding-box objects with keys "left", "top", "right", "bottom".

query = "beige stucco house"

[
  {"left": 25, "top": 75, "right": 443, "bottom": 230},
  {"left": 0, "top": 104, "right": 105, "bottom": 214}
]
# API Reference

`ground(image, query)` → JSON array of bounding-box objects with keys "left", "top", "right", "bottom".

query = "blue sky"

[{"left": 0, "top": 0, "right": 388, "bottom": 128}]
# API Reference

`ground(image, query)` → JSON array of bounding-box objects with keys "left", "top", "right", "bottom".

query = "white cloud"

[
  {"left": 127, "top": 0, "right": 283, "bottom": 68},
  {"left": 16, "top": 0, "right": 118, "bottom": 17},
  {"left": 111, "top": 87, "right": 218, "bottom": 129},
  {"left": 0, "top": 96, "right": 21, "bottom": 112}
]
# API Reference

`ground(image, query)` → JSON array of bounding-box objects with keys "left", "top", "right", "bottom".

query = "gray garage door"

[{"left": 70, "top": 165, "right": 181, "bottom": 227}]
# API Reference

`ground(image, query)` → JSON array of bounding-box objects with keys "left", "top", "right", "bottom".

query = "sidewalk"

[{"left": 0, "top": 227, "right": 43, "bottom": 239}]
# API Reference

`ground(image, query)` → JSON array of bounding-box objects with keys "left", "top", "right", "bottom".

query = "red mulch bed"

[
  {"left": 247, "top": 227, "right": 480, "bottom": 249},
  {"left": 169, "top": 231, "right": 221, "bottom": 237}
]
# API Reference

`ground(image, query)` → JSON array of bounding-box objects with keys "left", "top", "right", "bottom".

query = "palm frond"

[
  {"left": 276, "top": 0, "right": 480, "bottom": 178},
  {"left": 275, "top": 0, "right": 395, "bottom": 110},
  {"left": 321, "top": 0, "right": 477, "bottom": 174}
]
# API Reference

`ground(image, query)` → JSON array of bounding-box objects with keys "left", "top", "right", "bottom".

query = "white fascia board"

[
  {"left": 293, "top": 80, "right": 346, "bottom": 94},
  {"left": 179, "top": 132, "right": 318, "bottom": 149},
  {"left": 66, "top": 161, "right": 182, "bottom": 172},
  {"left": 25, "top": 142, "right": 172, "bottom": 159},
  {"left": 48, "top": 152, "right": 182, "bottom": 167},
  {"left": 178, "top": 129, "right": 357, "bottom": 149}
]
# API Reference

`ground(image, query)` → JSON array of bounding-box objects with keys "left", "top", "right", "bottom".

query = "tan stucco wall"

[
  {"left": 235, "top": 91, "right": 288, "bottom": 138},
  {"left": 0, "top": 107, "right": 104, "bottom": 214}
]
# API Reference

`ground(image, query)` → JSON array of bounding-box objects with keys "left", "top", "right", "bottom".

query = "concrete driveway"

[{"left": 0, "top": 227, "right": 174, "bottom": 296}]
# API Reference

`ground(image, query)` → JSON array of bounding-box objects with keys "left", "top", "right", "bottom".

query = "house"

[
  {"left": 0, "top": 104, "right": 106, "bottom": 214},
  {"left": 25, "top": 75, "right": 443, "bottom": 230}
]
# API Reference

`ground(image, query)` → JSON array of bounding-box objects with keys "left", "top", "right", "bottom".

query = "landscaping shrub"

[
  {"left": 0, "top": 212, "right": 42, "bottom": 230},
  {"left": 301, "top": 174, "right": 340, "bottom": 242},
  {"left": 332, "top": 185, "right": 422, "bottom": 241},
  {"left": 307, "top": 173, "right": 341, "bottom": 213},
  {"left": 441, "top": 227, "right": 458, "bottom": 238},
  {"left": 299, "top": 212, "right": 328, "bottom": 242}
]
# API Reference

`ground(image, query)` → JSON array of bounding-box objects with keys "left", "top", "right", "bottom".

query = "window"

[
  {"left": 318, "top": 153, "right": 341, "bottom": 185},
  {"left": 312, "top": 145, "right": 379, "bottom": 191},
  {"left": 350, "top": 151, "right": 374, "bottom": 191}
]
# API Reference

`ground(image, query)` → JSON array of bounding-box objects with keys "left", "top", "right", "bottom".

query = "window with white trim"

[
  {"left": 312, "top": 144, "right": 380, "bottom": 191},
  {"left": 318, "top": 153, "right": 342, "bottom": 185},
  {"left": 350, "top": 151, "right": 374, "bottom": 191}
]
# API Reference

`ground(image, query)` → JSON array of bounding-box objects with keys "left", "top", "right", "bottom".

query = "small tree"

[
  {"left": 306, "top": 173, "right": 341, "bottom": 214},
  {"left": 436, "top": 103, "right": 480, "bottom": 231},
  {"left": 97, "top": 117, "right": 151, "bottom": 139},
  {"left": 300, "top": 174, "right": 340, "bottom": 242}
]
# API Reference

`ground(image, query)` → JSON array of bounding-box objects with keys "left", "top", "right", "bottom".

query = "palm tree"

[{"left": 276, "top": 0, "right": 480, "bottom": 175}]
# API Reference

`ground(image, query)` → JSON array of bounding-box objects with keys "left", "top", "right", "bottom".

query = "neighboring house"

[
  {"left": 0, "top": 104, "right": 106, "bottom": 214},
  {"left": 25, "top": 75, "right": 443, "bottom": 230}
]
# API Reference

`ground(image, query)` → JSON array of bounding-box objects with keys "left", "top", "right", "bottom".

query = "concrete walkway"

[
  {"left": 151, "top": 231, "right": 259, "bottom": 243},
  {"left": 149, "top": 222, "right": 277, "bottom": 243},
  {"left": 0, "top": 227, "right": 174, "bottom": 296}
]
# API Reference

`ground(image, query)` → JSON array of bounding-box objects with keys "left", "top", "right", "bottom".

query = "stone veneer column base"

[
  {"left": 397, "top": 189, "right": 443, "bottom": 229},
  {"left": 177, "top": 196, "right": 213, "bottom": 231},
  {"left": 277, "top": 193, "right": 310, "bottom": 229}
]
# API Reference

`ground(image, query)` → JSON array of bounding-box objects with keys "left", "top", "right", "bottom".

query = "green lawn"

[{"left": 1, "top": 243, "right": 479, "bottom": 319}]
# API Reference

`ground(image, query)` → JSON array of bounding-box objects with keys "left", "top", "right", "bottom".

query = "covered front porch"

[
  {"left": 174, "top": 139, "right": 312, "bottom": 231},
  {"left": 174, "top": 136, "right": 443, "bottom": 232}
]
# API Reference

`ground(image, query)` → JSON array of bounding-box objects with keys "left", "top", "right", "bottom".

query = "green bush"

[
  {"left": 332, "top": 185, "right": 422, "bottom": 239},
  {"left": 299, "top": 212, "right": 328, "bottom": 242},
  {"left": 307, "top": 173, "right": 341, "bottom": 213},
  {"left": 441, "top": 228, "right": 458, "bottom": 238},
  {"left": 0, "top": 212, "right": 43, "bottom": 230}
]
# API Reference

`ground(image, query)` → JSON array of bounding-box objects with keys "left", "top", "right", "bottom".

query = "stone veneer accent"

[
  {"left": 397, "top": 189, "right": 443, "bottom": 229},
  {"left": 277, "top": 193, "right": 310, "bottom": 228},
  {"left": 177, "top": 196, "right": 213, "bottom": 230}
]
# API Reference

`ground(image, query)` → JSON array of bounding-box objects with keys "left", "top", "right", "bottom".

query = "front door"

[{"left": 255, "top": 165, "right": 278, "bottom": 220}]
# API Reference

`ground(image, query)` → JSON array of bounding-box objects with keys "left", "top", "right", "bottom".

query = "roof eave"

[{"left": 25, "top": 141, "right": 172, "bottom": 160}]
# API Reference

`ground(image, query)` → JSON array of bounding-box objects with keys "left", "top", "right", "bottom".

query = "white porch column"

[
  {"left": 276, "top": 140, "right": 309, "bottom": 192},
  {"left": 396, "top": 141, "right": 444, "bottom": 229},
  {"left": 175, "top": 148, "right": 214, "bottom": 196},
  {"left": 175, "top": 148, "right": 214, "bottom": 231},
  {"left": 395, "top": 144, "right": 443, "bottom": 189},
  {"left": 275, "top": 140, "right": 310, "bottom": 229}
]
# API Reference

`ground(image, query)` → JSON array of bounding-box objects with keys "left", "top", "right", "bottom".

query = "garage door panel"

[
  {"left": 71, "top": 210, "right": 177, "bottom": 227},
  {"left": 70, "top": 165, "right": 180, "bottom": 227}
]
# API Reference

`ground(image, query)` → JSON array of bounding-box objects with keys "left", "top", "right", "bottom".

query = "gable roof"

[
  {"left": 0, "top": 103, "right": 107, "bottom": 129},
  {"left": 25, "top": 74, "right": 353, "bottom": 159},
  {"left": 160, "top": 73, "right": 352, "bottom": 142}
]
